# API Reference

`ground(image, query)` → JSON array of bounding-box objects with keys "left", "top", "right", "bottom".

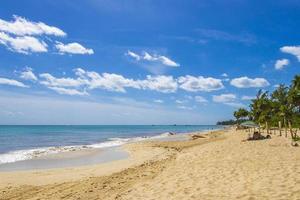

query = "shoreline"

[
  {"left": 0, "top": 128, "right": 221, "bottom": 187},
  {"left": 2, "top": 127, "right": 298, "bottom": 199},
  {"left": 0, "top": 127, "right": 221, "bottom": 171}
]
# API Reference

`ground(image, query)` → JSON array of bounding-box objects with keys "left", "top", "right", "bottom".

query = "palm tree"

[
  {"left": 234, "top": 108, "right": 249, "bottom": 124},
  {"left": 239, "top": 108, "right": 249, "bottom": 120},
  {"left": 250, "top": 90, "right": 272, "bottom": 134},
  {"left": 271, "top": 84, "right": 293, "bottom": 137},
  {"left": 287, "top": 75, "right": 300, "bottom": 138},
  {"left": 289, "top": 75, "right": 300, "bottom": 113}
]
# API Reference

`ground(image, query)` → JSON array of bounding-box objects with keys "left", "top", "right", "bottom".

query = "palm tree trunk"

[
  {"left": 284, "top": 117, "right": 287, "bottom": 138},
  {"left": 278, "top": 121, "right": 282, "bottom": 136},
  {"left": 288, "top": 121, "right": 293, "bottom": 139},
  {"left": 266, "top": 121, "right": 269, "bottom": 135}
]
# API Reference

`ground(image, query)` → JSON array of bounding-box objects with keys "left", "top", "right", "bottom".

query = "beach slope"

[{"left": 1, "top": 129, "right": 300, "bottom": 200}]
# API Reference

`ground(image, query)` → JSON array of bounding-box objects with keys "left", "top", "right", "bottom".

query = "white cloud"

[
  {"left": 230, "top": 76, "right": 270, "bottom": 88},
  {"left": 195, "top": 96, "right": 208, "bottom": 103},
  {"left": 126, "top": 50, "right": 140, "bottom": 60},
  {"left": 273, "top": 84, "right": 280, "bottom": 88},
  {"left": 48, "top": 87, "right": 88, "bottom": 96},
  {"left": 213, "top": 93, "right": 236, "bottom": 103},
  {"left": 154, "top": 99, "right": 163, "bottom": 103},
  {"left": 39, "top": 73, "right": 85, "bottom": 88},
  {"left": 241, "top": 95, "right": 255, "bottom": 100},
  {"left": 0, "top": 16, "right": 95, "bottom": 56},
  {"left": 0, "top": 32, "right": 47, "bottom": 54},
  {"left": 55, "top": 42, "right": 94, "bottom": 55},
  {"left": 158, "top": 55, "right": 179, "bottom": 67},
  {"left": 212, "top": 93, "right": 244, "bottom": 107},
  {"left": 0, "top": 77, "right": 28, "bottom": 88},
  {"left": 275, "top": 58, "right": 289, "bottom": 70},
  {"left": 126, "top": 51, "right": 180, "bottom": 67},
  {"left": 139, "top": 75, "right": 178, "bottom": 93},
  {"left": 20, "top": 67, "right": 37, "bottom": 81},
  {"left": 221, "top": 73, "right": 228, "bottom": 77},
  {"left": 75, "top": 68, "right": 139, "bottom": 92},
  {"left": 0, "top": 15, "right": 66, "bottom": 36},
  {"left": 37, "top": 68, "right": 229, "bottom": 96},
  {"left": 40, "top": 68, "right": 178, "bottom": 94},
  {"left": 89, "top": 72, "right": 139, "bottom": 92},
  {"left": 280, "top": 46, "right": 300, "bottom": 61},
  {"left": 178, "top": 75, "right": 224, "bottom": 92}
]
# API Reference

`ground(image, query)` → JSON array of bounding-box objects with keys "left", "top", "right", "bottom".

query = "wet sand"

[
  {"left": 1, "top": 128, "right": 300, "bottom": 200},
  {"left": 0, "top": 147, "right": 129, "bottom": 172}
]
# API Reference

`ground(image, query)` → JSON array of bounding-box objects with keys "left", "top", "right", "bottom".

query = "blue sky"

[{"left": 0, "top": 0, "right": 300, "bottom": 125}]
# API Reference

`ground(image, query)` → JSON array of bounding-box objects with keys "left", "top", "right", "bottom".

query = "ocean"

[{"left": 0, "top": 125, "right": 222, "bottom": 165}]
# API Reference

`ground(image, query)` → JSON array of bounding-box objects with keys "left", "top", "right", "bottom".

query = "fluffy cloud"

[
  {"left": 195, "top": 96, "right": 208, "bottom": 103},
  {"left": 0, "top": 16, "right": 93, "bottom": 56},
  {"left": 0, "top": 15, "right": 66, "bottom": 36},
  {"left": 0, "top": 77, "right": 28, "bottom": 88},
  {"left": 39, "top": 73, "right": 85, "bottom": 88},
  {"left": 20, "top": 67, "right": 37, "bottom": 81},
  {"left": 230, "top": 76, "right": 270, "bottom": 88},
  {"left": 40, "top": 68, "right": 177, "bottom": 94},
  {"left": 221, "top": 73, "right": 228, "bottom": 77},
  {"left": 139, "top": 75, "right": 178, "bottom": 93},
  {"left": 126, "top": 50, "right": 180, "bottom": 67},
  {"left": 55, "top": 42, "right": 94, "bottom": 55},
  {"left": 74, "top": 68, "right": 140, "bottom": 92},
  {"left": 127, "top": 51, "right": 140, "bottom": 60},
  {"left": 275, "top": 59, "right": 289, "bottom": 70},
  {"left": 178, "top": 75, "right": 224, "bottom": 92},
  {"left": 213, "top": 93, "right": 244, "bottom": 107},
  {"left": 213, "top": 93, "right": 236, "bottom": 103},
  {"left": 241, "top": 95, "right": 255, "bottom": 100},
  {"left": 32, "top": 68, "right": 227, "bottom": 96},
  {"left": 280, "top": 46, "right": 300, "bottom": 61},
  {"left": 0, "top": 32, "right": 47, "bottom": 54},
  {"left": 48, "top": 87, "right": 88, "bottom": 96}
]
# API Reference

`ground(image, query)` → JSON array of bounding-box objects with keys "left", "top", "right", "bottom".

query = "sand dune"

[{"left": 1, "top": 129, "right": 300, "bottom": 200}]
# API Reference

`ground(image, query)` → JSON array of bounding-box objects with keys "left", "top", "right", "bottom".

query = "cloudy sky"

[{"left": 0, "top": 0, "right": 299, "bottom": 125}]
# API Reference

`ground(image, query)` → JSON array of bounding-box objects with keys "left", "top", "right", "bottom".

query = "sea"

[{"left": 0, "top": 125, "right": 223, "bottom": 165}]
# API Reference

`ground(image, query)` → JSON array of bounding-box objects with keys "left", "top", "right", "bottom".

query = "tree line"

[{"left": 218, "top": 75, "right": 300, "bottom": 141}]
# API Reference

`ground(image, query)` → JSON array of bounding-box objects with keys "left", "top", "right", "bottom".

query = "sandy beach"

[{"left": 1, "top": 128, "right": 300, "bottom": 200}]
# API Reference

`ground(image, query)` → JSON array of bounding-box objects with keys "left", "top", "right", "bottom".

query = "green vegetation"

[
  {"left": 216, "top": 120, "right": 236, "bottom": 125},
  {"left": 216, "top": 108, "right": 249, "bottom": 125},
  {"left": 234, "top": 108, "right": 249, "bottom": 124},
  {"left": 233, "top": 75, "right": 300, "bottom": 142}
]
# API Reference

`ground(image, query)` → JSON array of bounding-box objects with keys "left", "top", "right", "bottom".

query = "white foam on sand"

[{"left": 0, "top": 132, "right": 176, "bottom": 164}]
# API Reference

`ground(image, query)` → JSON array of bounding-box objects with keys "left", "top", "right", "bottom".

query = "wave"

[{"left": 0, "top": 132, "right": 175, "bottom": 164}]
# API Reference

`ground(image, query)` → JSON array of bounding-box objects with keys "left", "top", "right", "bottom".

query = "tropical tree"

[
  {"left": 234, "top": 108, "right": 249, "bottom": 124},
  {"left": 287, "top": 75, "right": 300, "bottom": 138},
  {"left": 271, "top": 84, "right": 293, "bottom": 136},
  {"left": 250, "top": 90, "right": 273, "bottom": 134},
  {"left": 233, "top": 76, "right": 300, "bottom": 145},
  {"left": 289, "top": 75, "right": 300, "bottom": 113}
]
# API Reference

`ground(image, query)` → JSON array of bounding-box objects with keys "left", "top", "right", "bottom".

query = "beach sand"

[{"left": 1, "top": 128, "right": 300, "bottom": 200}]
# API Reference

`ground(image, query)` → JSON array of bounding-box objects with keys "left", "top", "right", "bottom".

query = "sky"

[{"left": 0, "top": 0, "right": 300, "bottom": 125}]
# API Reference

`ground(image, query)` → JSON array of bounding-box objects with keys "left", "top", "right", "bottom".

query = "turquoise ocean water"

[{"left": 0, "top": 125, "right": 222, "bottom": 164}]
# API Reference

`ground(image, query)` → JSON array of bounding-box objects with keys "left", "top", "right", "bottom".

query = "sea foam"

[{"left": 0, "top": 132, "right": 174, "bottom": 164}]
